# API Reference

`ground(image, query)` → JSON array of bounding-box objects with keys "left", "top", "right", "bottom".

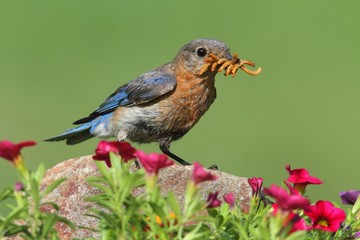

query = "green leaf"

[
  {"left": 352, "top": 195, "right": 360, "bottom": 214},
  {"left": 3, "top": 224, "right": 31, "bottom": 237},
  {"left": 95, "top": 161, "right": 112, "bottom": 180},
  {"left": 167, "top": 192, "right": 181, "bottom": 218},
  {"left": 216, "top": 214, "right": 225, "bottom": 227},
  {"left": 86, "top": 197, "right": 115, "bottom": 212},
  {"left": 285, "top": 231, "right": 306, "bottom": 240},
  {"left": 42, "top": 177, "right": 66, "bottom": 196},
  {"left": 55, "top": 215, "right": 76, "bottom": 229},
  {"left": 40, "top": 213, "right": 58, "bottom": 237},
  {"left": 41, "top": 201, "right": 60, "bottom": 211},
  {"left": 0, "top": 188, "right": 13, "bottom": 201},
  {"left": 183, "top": 223, "right": 208, "bottom": 240},
  {"left": 29, "top": 174, "right": 41, "bottom": 205},
  {"left": 2, "top": 205, "right": 27, "bottom": 226},
  {"left": 34, "top": 164, "right": 46, "bottom": 182},
  {"left": 207, "top": 208, "right": 219, "bottom": 218},
  {"left": 86, "top": 181, "right": 112, "bottom": 196}
]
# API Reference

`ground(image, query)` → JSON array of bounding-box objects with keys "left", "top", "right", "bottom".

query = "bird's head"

[
  {"left": 174, "top": 38, "right": 232, "bottom": 76},
  {"left": 173, "top": 38, "right": 261, "bottom": 78}
]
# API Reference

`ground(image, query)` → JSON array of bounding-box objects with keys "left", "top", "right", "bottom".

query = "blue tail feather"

[{"left": 45, "top": 113, "right": 113, "bottom": 145}]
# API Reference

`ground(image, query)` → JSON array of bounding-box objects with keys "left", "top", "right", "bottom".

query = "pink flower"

[
  {"left": 207, "top": 192, "right": 221, "bottom": 208},
  {"left": 93, "top": 141, "right": 136, "bottom": 167},
  {"left": 191, "top": 162, "right": 217, "bottom": 185},
  {"left": 248, "top": 177, "right": 263, "bottom": 197},
  {"left": 0, "top": 140, "right": 36, "bottom": 167},
  {"left": 14, "top": 182, "right": 24, "bottom": 192},
  {"left": 304, "top": 200, "right": 346, "bottom": 232},
  {"left": 223, "top": 192, "right": 235, "bottom": 208},
  {"left": 285, "top": 164, "right": 323, "bottom": 194},
  {"left": 263, "top": 185, "right": 310, "bottom": 211},
  {"left": 134, "top": 150, "right": 174, "bottom": 175}
]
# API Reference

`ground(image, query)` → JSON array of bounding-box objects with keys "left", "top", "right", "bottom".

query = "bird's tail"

[
  {"left": 44, "top": 122, "right": 94, "bottom": 145},
  {"left": 45, "top": 114, "right": 112, "bottom": 145}
]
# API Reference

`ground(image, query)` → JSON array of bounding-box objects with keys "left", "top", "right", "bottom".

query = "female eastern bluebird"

[{"left": 46, "top": 39, "right": 235, "bottom": 165}]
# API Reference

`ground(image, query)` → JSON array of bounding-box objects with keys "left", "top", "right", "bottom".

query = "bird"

[{"left": 46, "top": 38, "right": 257, "bottom": 165}]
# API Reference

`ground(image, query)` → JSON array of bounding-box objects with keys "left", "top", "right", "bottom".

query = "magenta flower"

[
  {"left": 284, "top": 180, "right": 300, "bottom": 195},
  {"left": 272, "top": 204, "right": 310, "bottom": 233},
  {"left": 207, "top": 192, "right": 221, "bottom": 208},
  {"left": 0, "top": 140, "right": 36, "bottom": 162},
  {"left": 248, "top": 177, "right": 263, "bottom": 197},
  {"left": 223, "top": 192, "right": 235, "bottom": 208},
  {"left": 263, "top": 185, "right": 310, "bottom": 211},
  {"left": 93, "top": 141, "right": 136, "bottom": 167},
  {"left": 191, "top": 162, "right": 217, "bottom": 185},
  {"left": 134, "top": 150, "right": 174, "bottom": 175},
  {"left": 285, "top": 164, "right": 323, "bottom": 194},
  {"left": 14, "top": 182, "right": 24, "bottom": 192},
  {"left": 339, "top": 190, "right": 360, "bottom": 205},
  {"left": 291, "top": 216, "right": 310, "bottom": 233},
  {"left": 304, "top": 200, "right": 346, "bottom": 232},
  {"left": 0, "top": 140, "right": 36, "bottom": 168}
]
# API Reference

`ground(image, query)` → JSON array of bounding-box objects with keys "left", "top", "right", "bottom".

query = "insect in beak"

[{"left": 200, "top": 53, "right": 262, "bottom": 77}]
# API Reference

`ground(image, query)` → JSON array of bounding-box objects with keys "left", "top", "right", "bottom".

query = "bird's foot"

[{"left": 208, "top": 164, "right": 219, "bottom": 170}]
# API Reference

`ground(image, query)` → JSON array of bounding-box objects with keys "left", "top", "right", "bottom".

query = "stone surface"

[{"left": 37, "top": 156, "right": 251, "bottom": 239}]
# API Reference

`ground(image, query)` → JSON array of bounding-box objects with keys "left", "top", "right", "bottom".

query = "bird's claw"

[
  {"left": 208, "top": 164, "right": 219, "bottom": 170},
  {"left": 200, "top": 53, "right": 262, "bottom": 77}
]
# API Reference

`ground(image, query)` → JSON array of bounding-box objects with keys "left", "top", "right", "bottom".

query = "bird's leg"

[
  {"left": 159, "top": 141, "right": 218, "bottom": 169},
  {"left": 159, "top": 140, "right": 191, "bottom": 165}
]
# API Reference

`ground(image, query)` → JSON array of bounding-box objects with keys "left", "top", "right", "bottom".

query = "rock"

[{"left": 39, "top": 156, "right": 252, "bottom": 239}]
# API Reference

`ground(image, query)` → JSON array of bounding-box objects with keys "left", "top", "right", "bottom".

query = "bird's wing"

[{"left": 73, "top": 74, "right": 177, "bottom": 124}]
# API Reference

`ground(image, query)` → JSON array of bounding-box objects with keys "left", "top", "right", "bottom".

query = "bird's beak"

[{"left": 225, "top": 52, "right": 233, "bottom": 61}]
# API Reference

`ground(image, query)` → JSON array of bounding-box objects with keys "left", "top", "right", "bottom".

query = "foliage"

[{"left": 1, "top": 140, "right": 360, "bottom": 239}]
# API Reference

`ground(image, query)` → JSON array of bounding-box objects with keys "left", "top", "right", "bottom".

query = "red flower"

[
  {"left": 263, "top": 185, "right": 310, "bottom": 211},
  {"left": 0, "top": 140, "right": 36, "bottom": 166},
  {"left": 207, "top": 192, "right": 221, "bottom": 208},
  {"left": 93, "top": 141, "right": 136, "bottom": 167},
  {"left": 284, "top": 180, "right": 300, "bottom": 195},
  {"left": 248, "top": 177, "right": 263, "bottom": 197},
  {"left": 304, "top": 200, "right": 346, "bottom": 232},
  {"left": 191, "top": 162, "right": 217, "bottom": 185},
  {"left": 272, "top": 204, "right": 310, "bottom": 233},
  {"left": 223, "top": 192, "right": 235, "bottom": 208},
  {"left": 291, "top": 216, "right": 310, "bottom": 233},
  {"left": 285, "top": 164, "right": 323, "bottom": 194},
  {"left": 134, "top": 150, "right": 174, "bottom": 175}
]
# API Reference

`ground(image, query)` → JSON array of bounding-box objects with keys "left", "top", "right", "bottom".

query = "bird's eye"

[{"left": 196, "top": 47, "right": 207, "bottom": 57}]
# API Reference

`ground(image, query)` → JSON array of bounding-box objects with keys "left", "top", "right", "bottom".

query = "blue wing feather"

[{"left": 73, "top": 74, "right": 176, "bottom": 124}]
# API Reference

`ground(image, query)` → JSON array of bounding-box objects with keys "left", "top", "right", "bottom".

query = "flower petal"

[
  {"left": 191, "top": 162, "right": 217, "bottom": 185},
  {"left": 0, "top": 140, "right": 36, "bottom": 163},
  {"left": 339, "top": 190, "right": 360, "bottom": 205},
  {"left": 135, "top": 150, "right": 173, "bottom": 175}
]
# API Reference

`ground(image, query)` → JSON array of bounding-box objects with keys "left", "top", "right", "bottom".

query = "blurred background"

[{"left": 1, "top": 0, "right": 359, "bottom": 213}]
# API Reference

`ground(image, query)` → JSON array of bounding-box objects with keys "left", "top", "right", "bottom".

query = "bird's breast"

[{"left": 155, "top": 73, "right": 217, "bottom": 131}]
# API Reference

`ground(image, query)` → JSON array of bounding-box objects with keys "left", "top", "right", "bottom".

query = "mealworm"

[{"left": 200, "top": 52, "right": 262, "bottom": 77}]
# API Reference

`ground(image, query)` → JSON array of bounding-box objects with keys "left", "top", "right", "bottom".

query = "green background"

[{"left": 1, "top": 0, "right": 359, "bottom": 211}]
